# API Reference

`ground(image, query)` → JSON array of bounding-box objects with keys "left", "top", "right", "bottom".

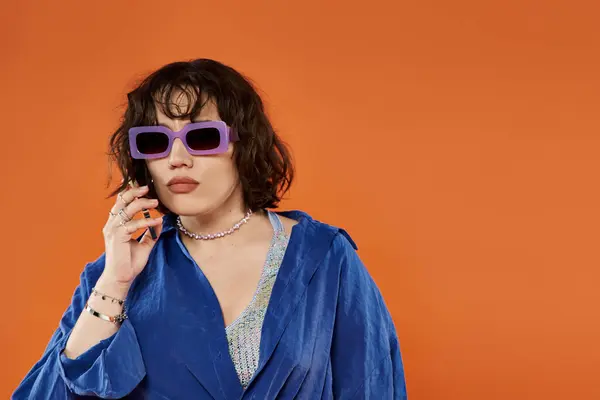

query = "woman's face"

[{"left": 145, "top": 91, "right": 242, "bottom": 216}]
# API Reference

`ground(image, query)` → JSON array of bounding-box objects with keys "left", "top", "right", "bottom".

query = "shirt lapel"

[
  {"left": 166, "top": 231, "right": 244, "bottom": 400},
  {"left": 243, "top": 212, "right": 338, "bottom": 391}
]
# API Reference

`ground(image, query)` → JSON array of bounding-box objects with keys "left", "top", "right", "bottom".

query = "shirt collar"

[
  {"left": 156, "top": 208, "right": 357, "bottom": 252},
  {"left": 159, "top": 212, "right": 179, "bottom": 236},
  {"left": 158, "top": 209, "right": 357, "bottom": 249},
  {"left": 160, "top": 209, "right": 313, "bottom": 235}
]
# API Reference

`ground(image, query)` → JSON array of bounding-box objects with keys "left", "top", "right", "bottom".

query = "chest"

[
  {"left": 124, "top": 232, "right": 342, "bottom": 399},
  {"left": 186, "top": 240, "right": 272, "bottom": 327}
]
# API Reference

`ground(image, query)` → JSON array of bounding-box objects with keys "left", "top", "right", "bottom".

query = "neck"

[
  {"left": 178, "top": 205, "right": 250, "bottom": 237},
  {"left": 175, "top": 184, "right": 270, "bottom": 247}
]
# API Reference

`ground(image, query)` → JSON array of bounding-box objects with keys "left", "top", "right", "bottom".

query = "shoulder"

[
  {"left": 277, "top": 209, "right": 370, "bottom": 286},
  {"left": 292, "top": 212, "right": 392, "bottom": 326},
  {"left": 274, "top": 209, "right": 359, "bottom": 251}
]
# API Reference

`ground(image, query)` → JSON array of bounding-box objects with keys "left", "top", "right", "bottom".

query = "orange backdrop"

[{"left": 1, "top": 1, "right": 599, "bottom": 399}]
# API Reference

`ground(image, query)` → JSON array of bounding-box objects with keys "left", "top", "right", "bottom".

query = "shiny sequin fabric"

[{"left": 225, "top": 210, "right": 290, "bottom": 389}]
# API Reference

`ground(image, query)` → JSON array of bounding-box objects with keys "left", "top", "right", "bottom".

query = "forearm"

[
  {"left": 63, "top": 275, "right": 131, "bottom": 359},
  {"left": 14, "top": 254, "right": 147, "bottom": 399}
]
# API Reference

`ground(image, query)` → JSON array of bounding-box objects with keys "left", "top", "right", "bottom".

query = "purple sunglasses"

[{"left": 128, "top": 120, "right": 239, "bottom": 159}]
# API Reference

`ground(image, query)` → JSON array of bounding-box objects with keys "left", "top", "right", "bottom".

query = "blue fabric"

[{"left": 13, "top": 210, "right": 407, "bottom": 399}]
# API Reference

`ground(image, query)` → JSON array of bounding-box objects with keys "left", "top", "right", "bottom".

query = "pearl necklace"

[{"left": 176, "top": 209, "right": 253, "bottom": 240}]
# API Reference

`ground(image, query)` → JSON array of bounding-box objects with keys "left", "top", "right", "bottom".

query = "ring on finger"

[
  {"left": 109, "top": 210, "right": 117, "bottom": 218},
  {"left": 119, "top": 219, "right": 131, "bottom": 234},
  {"left": 118, "top": 208, "right": 132, "bottom": 222},
  {"left": 118, "top": 192, "right": 129, "bottom": 205}
]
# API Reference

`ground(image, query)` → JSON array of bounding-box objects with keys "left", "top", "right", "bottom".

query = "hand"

[{"left": 101, "top": 185, "right": 163, "bottom": 288}]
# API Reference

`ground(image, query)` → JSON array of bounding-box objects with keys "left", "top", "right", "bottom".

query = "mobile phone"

[{"left": 129, "top": 180, "right": 158, "bottom": 240}]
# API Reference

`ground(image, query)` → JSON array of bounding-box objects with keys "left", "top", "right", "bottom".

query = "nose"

[{"left": 168, "top": 138, "right": 193, "bottom": 168}]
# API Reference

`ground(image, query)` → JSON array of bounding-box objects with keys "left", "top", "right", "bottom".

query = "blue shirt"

[{"left": 13, "top": 210, "right": 407, "bottom": 399}]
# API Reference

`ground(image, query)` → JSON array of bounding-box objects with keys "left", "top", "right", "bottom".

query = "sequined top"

[{"left": 225, "top": 210, "right": 290, "bottom": 389}]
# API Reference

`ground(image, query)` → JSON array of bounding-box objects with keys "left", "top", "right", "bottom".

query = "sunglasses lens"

[
  {"left": 187, "top": 128, "right": 221, "bottom": 151},
  {"left": 136, "top": 132, "right": 169, "bottom": 155}
]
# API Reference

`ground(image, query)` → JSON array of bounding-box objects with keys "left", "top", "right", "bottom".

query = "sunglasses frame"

[{"left": 128, "top": 120, "right": 240, "bottom": 159}]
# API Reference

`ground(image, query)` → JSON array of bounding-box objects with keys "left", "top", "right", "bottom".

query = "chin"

[
  {"left": 164, "top": 196, "right": 214, "bottom": 216},
  {"left": 160, "top": 185, "right": 240, "bottom": 216}
]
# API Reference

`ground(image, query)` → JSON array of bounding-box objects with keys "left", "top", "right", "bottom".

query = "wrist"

[{"left": 95, "top": 275, "right": 132, "bottom": 299}]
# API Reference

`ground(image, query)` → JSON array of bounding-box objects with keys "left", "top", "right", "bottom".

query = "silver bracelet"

[{"left": 84, "top": 302, "right": 128, "bottom": 324}]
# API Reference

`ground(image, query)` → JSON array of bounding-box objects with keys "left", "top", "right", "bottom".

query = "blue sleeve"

[
  {"left": 12, "top": 253, "right": 146, "bottom": 399},
  {"left": 329, "top": 233, "right": 408, "bottom": 400}
]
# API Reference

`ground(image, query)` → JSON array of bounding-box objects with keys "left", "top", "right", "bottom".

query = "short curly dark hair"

[{"left": 106, "top": 58, "right": 294, "bottom": 215}]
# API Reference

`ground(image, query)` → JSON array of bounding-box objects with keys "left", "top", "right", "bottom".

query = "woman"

[{"left": 13, "top": 59, "right": 407, "bottom": 399}]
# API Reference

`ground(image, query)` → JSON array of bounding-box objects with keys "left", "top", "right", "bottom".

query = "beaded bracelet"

[{"left": 91, "top": 287, "right": 125, "bottom": 306}]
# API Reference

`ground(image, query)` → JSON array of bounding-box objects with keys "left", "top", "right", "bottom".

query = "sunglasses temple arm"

[{"left": 229, "top": 127, "right": 240, "bottom": 142}]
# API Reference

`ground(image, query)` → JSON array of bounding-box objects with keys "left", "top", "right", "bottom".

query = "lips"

[
  {"left": 167, "top": 176, "right": 199, "bottom": 186},
  {"left": 167, "top": 176, "right": 199, "bottom": 194}
]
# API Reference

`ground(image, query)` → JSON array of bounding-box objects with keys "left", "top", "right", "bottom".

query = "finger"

[
  {"left": 107, "top": 200, "right": 159, "bottom": 234},
  {"left": 120, "top": 216, "right": 163, "bottom": 236},
  {"left": 110, "top": 199, "right": 160, "bottom": 231},
  {"left": 110, "top": 185, "right": 149, "bottom": 214},
  {"left": 121, "top": 198, "right": 160, "bottom": 222},
  {"left": 138, "top": 219, "right": 164, "bottom": 246}
]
